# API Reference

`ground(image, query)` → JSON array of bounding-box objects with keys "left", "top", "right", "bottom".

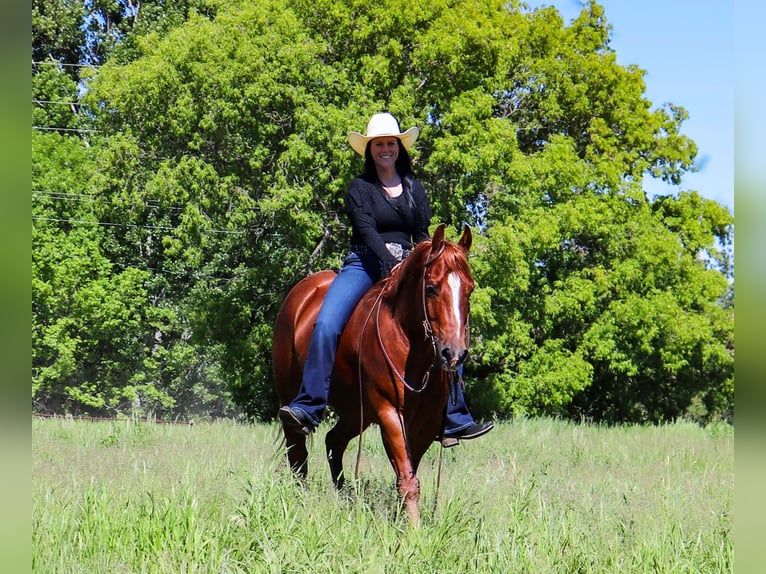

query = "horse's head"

[{"left": 385, "top": 223, "right": 474, "bottom": 371}]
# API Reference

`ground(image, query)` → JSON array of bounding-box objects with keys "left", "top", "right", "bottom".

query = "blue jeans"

[
  {"left": 288, "top": 253, "right": 476, "bottom": 433},
  {"left": 443, "top": 366, "right": 475, "bottom": 435}
]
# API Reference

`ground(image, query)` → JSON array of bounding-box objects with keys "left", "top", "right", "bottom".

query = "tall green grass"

[{"left": 32, "top": 417, "right": 732, "bottom": 573}]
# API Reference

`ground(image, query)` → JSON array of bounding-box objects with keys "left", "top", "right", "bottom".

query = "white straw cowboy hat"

[{"left": 348, "top": 113, "right": 420, "bottom": 156}]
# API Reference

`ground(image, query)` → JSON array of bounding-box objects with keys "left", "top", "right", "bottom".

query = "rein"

[{"left": 377, "top": 241, "right": 446, "bottom": 393}]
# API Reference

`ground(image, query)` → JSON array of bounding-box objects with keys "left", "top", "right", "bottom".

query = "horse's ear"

[
  {"left": 458, "top": 224, "right": 472, "bottom": 253},
  {"left": 431, "top": 224, "right": 446, "bottom": 256}
]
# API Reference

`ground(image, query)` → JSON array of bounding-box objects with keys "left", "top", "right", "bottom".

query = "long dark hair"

[
  {"left": 361, "top": 140, "right": 414, "bottom": 182},
  {"left": 361, "top": 139, "right": 422, "bottom": 228}
]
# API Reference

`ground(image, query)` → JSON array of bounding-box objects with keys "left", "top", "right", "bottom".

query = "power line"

[
  {"left": 32, "top": 190, "right": 185, "bottom": 212},
  {"left": 34, "top": 215, "right": 175, "bottom": 231},
  {"left": 33, "top": 126, "right": 100, "bottom": 133},
  {"left": 33, "top": 190, "right": 93, "bottom": 200},
  {"left": 32, "top": 216, "right": 246, "bottom": 235},
  {"left": 34, "top": 99, "right": 80, "bottom": 106},
  {"left": 35, "top": 248, "right": 235, "bottom": 284},
  {"left": 32, "top": 191, "right": 96, "bottom": 207},
  {"left": 111, "top": 260, "right": 234, "bottom": 283},
  {"left": 33, "top": 60, "right": 100, "bottom": 69}
]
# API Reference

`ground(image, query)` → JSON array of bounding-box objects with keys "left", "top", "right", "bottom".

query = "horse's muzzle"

[{"left": 439, "top": 347, "right": 469, "bottom": 371}]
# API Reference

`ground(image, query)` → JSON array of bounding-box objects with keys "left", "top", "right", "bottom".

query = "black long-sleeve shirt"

[{"left": 345, "top": 176, "right": 432, "bottom": 263}]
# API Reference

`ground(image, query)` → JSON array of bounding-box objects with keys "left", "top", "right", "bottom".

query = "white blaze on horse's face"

[
  {"left": 430, "top": 270, "right": 467, "bottom": 369},
  {"left": 422, "top": 247, "right": 472, "bottom": 371},
  {"left": 447, "top": 272, "right": 462, "bottom": 332}
]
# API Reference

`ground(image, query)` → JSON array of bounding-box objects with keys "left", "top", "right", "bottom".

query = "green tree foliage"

[
  {"left": 32, "top": 0, "right": 733, "bottom": 423},
  {"left": 32, "top": 131, "right": 237, "bottom": 418},
  {"left": 32, "top": 0, "right": 87, "bottom": 68},
  {"left": 33, "top": 133, "right": 153, "bottom": 412}
]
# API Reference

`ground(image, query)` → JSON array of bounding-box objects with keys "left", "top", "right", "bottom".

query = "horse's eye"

[{"left": 425, "top": 284, "right": 438, "bottom": 297}]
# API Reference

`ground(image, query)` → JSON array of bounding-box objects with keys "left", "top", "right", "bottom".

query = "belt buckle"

[{"left": 385, "top": 242, "right": 404, "bottom": 261}]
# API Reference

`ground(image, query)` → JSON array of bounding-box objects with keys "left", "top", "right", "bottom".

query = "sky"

[{"left": 526, "top": 1, "right": 734, "bottom": 213}]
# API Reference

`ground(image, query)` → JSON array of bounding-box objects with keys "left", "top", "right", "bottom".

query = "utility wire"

[
  {"left": 32, "top": 61, "right": 100, "bottom": 68},
  {"left": 34, "top": 99, "right": 81, "bottom": 106},
  {"left": 35, "top": 248, "right": 235, "bottom": 284},
  {"left": 33, "top": 190, "right": 93, "bottom": 200},
  {"left": 33, "top": 126, "right": 100, "bottom": 133},
  {"left": 32, "top": 190, "right": 185, "bottom": 212},
  {"left": 32, "top": 216, "right": 246, "bottom": 235}
]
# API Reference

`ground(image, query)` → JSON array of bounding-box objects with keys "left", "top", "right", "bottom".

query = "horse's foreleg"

[
  {"left": 283, "top": 428, "right": 309, "bottom": 479},
  {"left": 378, "top": 409, "right": 421, "bottom": 527},
  {"left": 325, "top": 418, "right": 361, "bottom": 490},
  {"left": 396, "top": 474, "right": 420, "bottom": 527}
]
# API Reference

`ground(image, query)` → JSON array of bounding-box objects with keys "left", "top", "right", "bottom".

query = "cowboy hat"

[{"left": 348, "top": 113, "right": 420, "bottom": 156}]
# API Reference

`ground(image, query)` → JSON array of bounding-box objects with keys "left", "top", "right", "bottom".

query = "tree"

[
  {"left": 33, "top": 0, "right": 733, "bottom": 423},
  {"left": 32, "top": 131, "right": 239, "bottom": 418},
  {"left": 32, "top": 132, "right": 158, "bottom": 413}
]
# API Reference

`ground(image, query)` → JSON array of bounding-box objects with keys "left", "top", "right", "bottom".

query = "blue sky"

[{"left": 526, "top": 1, "right": 734, "bottom": 213}]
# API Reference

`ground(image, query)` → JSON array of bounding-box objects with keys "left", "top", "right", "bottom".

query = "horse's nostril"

[{"left": 441, "top": 348, "right": 453, "bottom": 363}]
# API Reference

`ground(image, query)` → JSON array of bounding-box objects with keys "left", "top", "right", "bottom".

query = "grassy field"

[{"left": 32, "top": 416, "right": 733, "bottom": 573}]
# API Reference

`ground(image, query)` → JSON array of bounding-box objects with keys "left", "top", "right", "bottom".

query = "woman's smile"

[{"left": 371, "top": 137, "right": 399, "bottom": 165}]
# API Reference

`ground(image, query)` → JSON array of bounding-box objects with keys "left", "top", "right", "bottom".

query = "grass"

[{"left": 32, "top": 416, "right": 733, "bottom": 573}]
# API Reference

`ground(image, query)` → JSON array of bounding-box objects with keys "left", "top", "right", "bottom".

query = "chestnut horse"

[{"left": 273, "top": 224, "right": 474, "bottom": 525}]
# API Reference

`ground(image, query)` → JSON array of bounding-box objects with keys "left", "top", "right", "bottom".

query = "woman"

[{"left": 279, "top": 112, "right": 493, "bottom": 446}]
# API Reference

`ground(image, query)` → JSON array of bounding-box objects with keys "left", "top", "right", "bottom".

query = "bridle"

[
  {"left": 353, "top": 241, "right": 467, "bottom": 482},
  {"left": 364, "top": 240, "right": 458, "bottom": 393},
  {"left": 418, "top": 241, "right": 447, "bottom": 365}
]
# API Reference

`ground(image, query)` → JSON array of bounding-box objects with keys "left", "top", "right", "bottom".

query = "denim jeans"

[
  {"left": 443, "top": 366, "right": 475, "bottom": 435},
  {"left": 288, "top": 252, "right": 476, "bottom": 433}
]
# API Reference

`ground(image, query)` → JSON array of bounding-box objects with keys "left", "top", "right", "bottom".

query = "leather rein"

[
  {"left": 369, "top": 241, "right": 448, "bottom": 393},
  {"left": 353, "top": 241, "right": 460, "bottom": 482}
]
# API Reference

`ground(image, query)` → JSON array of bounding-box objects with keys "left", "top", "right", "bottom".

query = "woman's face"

[{"left": 370, "top": 137, "right": 399, "bottom": 170}]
